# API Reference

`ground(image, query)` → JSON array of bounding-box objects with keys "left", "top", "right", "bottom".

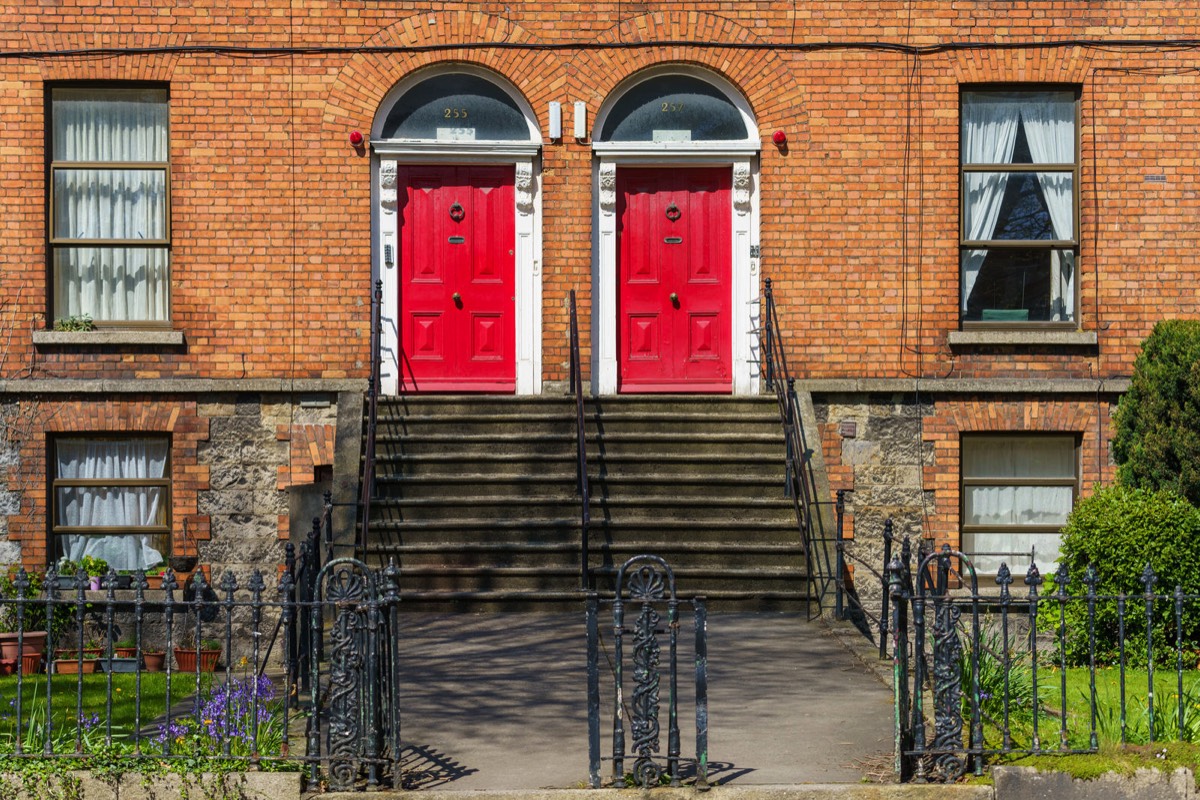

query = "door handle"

[
  {"left": 669, "top": 292, "right": 679, "bottom": 306},
  {"left": 452, "top": 292, "right": 462, "bottom": 307}
]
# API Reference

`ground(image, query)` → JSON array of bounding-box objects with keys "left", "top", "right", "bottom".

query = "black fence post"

[
  {"left": 694, "top": 597, "right": 709, "bottom": 789},
  {"left": 586, "top": 593, "right": 601, "bottom": 788}
]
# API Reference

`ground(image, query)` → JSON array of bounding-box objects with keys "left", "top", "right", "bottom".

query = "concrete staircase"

[{"left": 360, "top": 395, "right": 815, "bottom": 610}]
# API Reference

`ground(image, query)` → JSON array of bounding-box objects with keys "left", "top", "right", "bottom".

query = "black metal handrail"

[
  {"left": 759, "top": 278, "right": 835, "bottom": 609},
  {"left": 357, "top": 279, "right": 383, "bottom": 563},
  {"left": 569, "top": 290, "right": 592, "bottom": 590}
]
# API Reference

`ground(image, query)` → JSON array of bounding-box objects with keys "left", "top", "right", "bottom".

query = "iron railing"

[
  {"left": 569, "top": 290, "right": 593, "bottom": 591},
  {"left": 887, "top": 540, "right": 1200, "bottom": 782},
  {"left": 586, "top": 555, "right": 708, "bottom": 788},
  {"left": 0, "top": 552, "right": 401, "bottom": 790},
  {"left": 759, "top": 278, "right": 835, "bottom": 608},
  {"left": 357, "top": 279, "right": 384, "bottom": 563}
]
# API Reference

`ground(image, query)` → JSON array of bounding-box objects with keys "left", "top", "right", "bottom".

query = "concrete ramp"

[{"left": 394, "top": 612, "right": 893, "bottom": 789}]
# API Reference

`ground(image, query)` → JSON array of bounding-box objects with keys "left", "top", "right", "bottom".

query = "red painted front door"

[
  {"left": 398, "top": 165, "right": 516, "bottom": 392},
  {"left": 617, "top": 167, "right": 732, "bottom": 393}
]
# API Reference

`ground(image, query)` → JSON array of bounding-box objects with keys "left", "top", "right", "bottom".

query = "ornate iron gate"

[
  {"left": 307, "top": 557, "right": 402, "bottom": 790},
  {"left": 586, "top": 555, "right": 709, "bottom": 788}
]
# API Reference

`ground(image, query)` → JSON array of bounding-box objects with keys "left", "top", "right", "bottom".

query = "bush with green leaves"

[
  {"left": 1044, "top": 485, "right": 1200, "bottom": 667},
  {"left": 1113, "top": 319, "right": 1200, "bottom": 506}
]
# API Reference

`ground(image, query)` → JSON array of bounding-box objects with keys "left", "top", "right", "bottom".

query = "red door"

[
  {"left": 617, "top": 167, "right": 732, "bottom": 393},
  {"left": 398, "top": 165, "right": 516, "bottom": 392}
]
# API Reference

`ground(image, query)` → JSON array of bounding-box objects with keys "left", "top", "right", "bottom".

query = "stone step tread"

[
  {"left": 365, "top": 518, "right": 798, "bottom": 531},
  {"left": 366, "top": 542, "right": 803, "bottom": 555},
  {"left": 396, "top": 589, "right": 816, "bottom": 601},
  {"left": 372, "top": 432, "right": 784, "bottom": 443},
  {"left": 395, "top": 565, "right": 808, "bottom": 578},
  {"left": 370, "top": 495, "right": 794, "bottom": 508},
  {"left": 374, "top": 473, "right": 785, "bottom": 485},
  {"left": 372, "top": 452, "right": 783, "bottom": 465}
]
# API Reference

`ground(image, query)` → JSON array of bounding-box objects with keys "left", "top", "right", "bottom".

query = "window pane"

[
  {"left": 54, "top": 246, "right": 169, "bottom": 322},
  {"left": 964, "top": 485, "right": 1073, "bottom": 525},
  {"left": 962, "top": 90, "right": 1075, "bottom": 165},
  {"left": 380, "top": 74, "right": 530, "bottom": 141},
  {"left": 56, "top": 485, "right": 166, "bottom": 528},
  {"left": 964, "top": 436, "right": 1076, "bottom": 478},
  {"left": 964, "top": 172, "right": 1072, "bottom": 242},
  {"left": 961, "top": 531, "right": 1061, "bottom": 576},
  {"left": 599, "top": 75, "right": 748, "bottom": 142},
  {"left": 53, "top": 168, "right": 167, "bottom": 240},
  {"left": 56, "top": 533, "right": 168, "bottom": 572},
  {"left": 961, "top": 247, "right": 1075, "bottom": 322},
  {"left": 56, "top": 437, "right": 168, "bottom": 479},
  {"left": 52, "top": 87, "right": 168, "bottom": 162}
]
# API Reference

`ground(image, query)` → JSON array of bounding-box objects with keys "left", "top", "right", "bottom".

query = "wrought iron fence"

[
  {"left": 586, "top": 555, "right": 708, "bottom": 789},
  {"left": 887, "top": 534, "right": 1200, "bottom": 782},
  {"left": 0, "top": 552, "right": 400, "bottom": 791}
]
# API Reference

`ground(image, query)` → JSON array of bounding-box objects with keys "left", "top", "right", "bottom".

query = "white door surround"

[
  {"left": 591, "top": 67, "right": 762, "bottom": 396},
  {"left": 370, "top": 66, "right": 544, "bottom": 395}
]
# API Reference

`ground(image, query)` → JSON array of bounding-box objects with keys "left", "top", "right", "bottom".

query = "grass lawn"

[
  {"left": 0, "top": 671, "right": 220, "bottom": 751},
  {"left": 974, "top": 664, "right": 1200, "bottom": 752}
]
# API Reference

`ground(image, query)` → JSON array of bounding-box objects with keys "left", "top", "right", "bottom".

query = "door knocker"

[
  {"left": 449, "top": 201, "right": 465, "bottom": 222},
  {"left": 665, "top": 202, "right": 681, "bottom": 222}
]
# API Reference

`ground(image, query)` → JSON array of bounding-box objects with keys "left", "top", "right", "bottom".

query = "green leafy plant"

[
  {"left": 961, "top": 625, "right": 1041, "bottom": 727},
  {"left": 1113, "top": 319, "right": 1200, "bottom": 506},
  {"left": 1045, "top": 486, "right": 1200, "bottom": 667},
  {"left": 78, "top": 556, "right": 108, "bottom": 579},
  {"left": 51, "top": 314, "right": 94, "bottom": 332}
]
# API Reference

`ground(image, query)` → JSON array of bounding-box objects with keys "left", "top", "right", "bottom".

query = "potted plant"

[
  {"left": 141, "top": 649, "right": 166, "bottom": 672},
  {"left": 175, "top": 637, "right": 222, "bottom": 672},
  {"left": 53, "top": 650, "right": 98, "bottom": 674},
  {"left": 0, "top": 566, "right": 52, "bottom": 662},
  {"left": 79, "top": 556, "right": 108, "bottom": 590}
]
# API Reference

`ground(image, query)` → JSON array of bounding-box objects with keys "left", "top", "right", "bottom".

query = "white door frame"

[
  {"left": 591, "top": 68, "right": 761, "bottom": 396},
  {"left": 370, "top": 67, "right": 544, "bottom": 395}
]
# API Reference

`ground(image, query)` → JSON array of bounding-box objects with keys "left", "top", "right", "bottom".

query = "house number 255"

[{"left": 443, "top": 108, "right": 469, "bottom": 119}]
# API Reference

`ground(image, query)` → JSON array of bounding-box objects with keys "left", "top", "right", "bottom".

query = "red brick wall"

[{"left": 0, "top": 3, "right": 1196, "bottom": 386}]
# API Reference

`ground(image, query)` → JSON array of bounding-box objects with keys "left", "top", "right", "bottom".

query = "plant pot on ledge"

[
  {"left": 0, "top": 631, "right": 48, "bottom": 660},
  {"left": 53, "top": 657, "right": 98, "bottom": 675},
  {"left": 174, "top": 647, "right": 220, "bottom": 672},
  {"left": 142, "top": 651, "right": 166, "bottom": 672}
]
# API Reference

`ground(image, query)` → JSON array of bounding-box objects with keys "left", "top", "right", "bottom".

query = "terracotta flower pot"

[
  {"left": 174, "top": 648, "right": 220, "bottom": 672},
  {"left": 0, "top": 658, "right": 16, "bottom": 675},
  {"left": 53, "top": 658, "right": 97, "bottom": 674},
  {"left": 20, "top": 651, "right": 43, "bottom": 675},
  {"left": 0, "top": 631, "right": 48, "bottom": 660},
  {"left": 142, "top": 651, "right": 166, "bottom": 672},
  {"left": 114, "top": 646, "right": 137, "bottom": 658}
]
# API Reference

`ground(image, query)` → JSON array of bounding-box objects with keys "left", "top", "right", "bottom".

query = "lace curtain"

[
  {"left": 52, "top": 88, "right": 169, "bottom": 322},
  {"left": 961, "top": 91, "right": 1075, "bottom": 319},
  {"left": 55, "top": 437, "right": 167, "bottom": 572}
]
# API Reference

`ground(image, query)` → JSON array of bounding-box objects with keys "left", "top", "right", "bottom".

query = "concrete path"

[{"left": 395, "top": 612, "right": 894, "bottom": 790}]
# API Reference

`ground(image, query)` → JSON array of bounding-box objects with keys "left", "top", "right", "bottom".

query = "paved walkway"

[{"left": 394, "top": 612, "right": 894, "bottom": 790}]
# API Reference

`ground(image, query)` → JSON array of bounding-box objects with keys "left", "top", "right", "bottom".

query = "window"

[
  {"left": 380, "top": 73, "right": 531, "bottom": 142},
  {"left": 961, "top": 434, "right": 1077, "bottom": 575},
  {"left": 960, "top": 89, "right": 1078, "bottom": 325},
  {"left": 49, "top": 86, "right": 170, "bottom": 325},
  {"left": 51, "top": 436, "right": 170, "bottom": 572}
]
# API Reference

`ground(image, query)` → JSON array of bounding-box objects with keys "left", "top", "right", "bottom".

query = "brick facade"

[{"left": 1, "top": 2, "right": 1197, "bottom": 571}]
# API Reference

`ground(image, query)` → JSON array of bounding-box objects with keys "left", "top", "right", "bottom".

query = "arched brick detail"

[
  {"left": 323, "top": 11, "right": 558, "bottom": 135},
  {"left": 582, "top": 11, "right": 800, "bottom": 140},
  {"left": 5, "top": 398, "right": 209, "bottom": 568},
  {"left": 947, "top": 45, "right": 1094, "bottom": 86},
  {"left": 25, "top": 32, "right": 184, "bottom": 82}
]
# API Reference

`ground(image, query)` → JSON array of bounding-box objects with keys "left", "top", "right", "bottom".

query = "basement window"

[{"left": 960, "top": 434, "right": 1078, "bottom": 576}]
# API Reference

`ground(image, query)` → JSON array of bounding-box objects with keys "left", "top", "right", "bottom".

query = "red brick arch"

[{"left": 323, "top": 10, "right": 563, "bottom": 136}]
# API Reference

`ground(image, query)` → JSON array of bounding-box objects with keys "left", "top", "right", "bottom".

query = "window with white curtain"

[
  {"left": 960, "top": 89, "right": 1078, "bottom": 325},
  {"left": 49, "top": 86, "right": 170, "bottom": 325},
  {"left": 51, "top": 436, "right": 170, "bottom": 572},
  {"left": 961, "top": 434, "right": 1077, "bottom": 575}
]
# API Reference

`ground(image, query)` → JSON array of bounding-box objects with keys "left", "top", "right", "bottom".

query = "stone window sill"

[
  {"left": 33, "top": 330, "right": 185, "bottom": 347},
  {"left": 948, "top": 330, "right": 1098, "bottom": 347}
]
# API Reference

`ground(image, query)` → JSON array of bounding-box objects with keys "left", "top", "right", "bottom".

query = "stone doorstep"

[{"left": 0, "top": 770, "right": 301, "bottom": 800}]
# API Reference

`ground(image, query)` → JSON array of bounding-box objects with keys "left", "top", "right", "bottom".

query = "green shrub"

[
  {"left": 1113, "top": 319, "right": 1200, "bottom": 506},
  {"left": 1045, "top": 485, "right": 1200, "bottom": 667}
]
